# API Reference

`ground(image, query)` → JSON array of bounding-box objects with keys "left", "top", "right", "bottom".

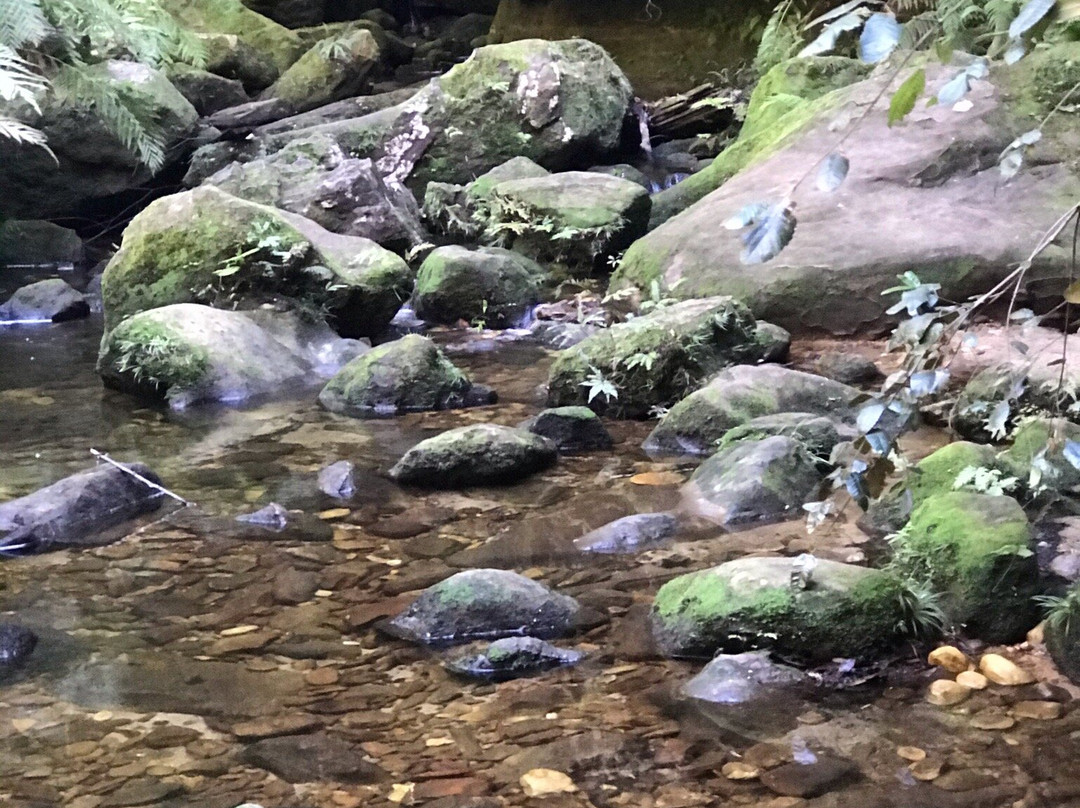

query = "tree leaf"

[
  {"left": 805, "top": 0, "right": 872, "bottom": 28},
  {"left": 888, "top": 68, "right": 926, "bottom": 126},
  {"left": 739, "top": 203, "right": 796, "bottom": 264},
  {"left": 935, "top": 70, "right": 972, "bottom": 106},
  {"left": 816, "top": 153, "right": 850, "bottom": 192},
  {"left": 1065, "top": 280, "right": 1080, "bottom": 304},
  {"left": 987, "top": 400, "right": 1011, "bottom": 440},
  {"left": 1064, "top": 440, "right": 1080, "bottom": 471},
  {"left": 799, "top": 10, "right": 868, "bottom": 57},
  {"left": 1009, "top": 0, "right": 1056, "bottom": 39},
  {"left": 722, "top": 202, "right": 771, "bottom": 230},
  {"left": 859, "top": 13, "right": 902, "bottom": 63},
  {"left": 857, "top": 402, "right": 886, "bottom": 433}
]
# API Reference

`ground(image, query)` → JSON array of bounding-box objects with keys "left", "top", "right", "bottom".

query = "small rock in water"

[
  {"left": 1013, "top": 700, "right": 1062, "bottom": 720},
  {"left": 520, "top": 768, "right": 576, "bottom": 797},
  {"left": 445, "top": 636, "right": 582, "bottom": 680},
  {"left": 926, "top": 679, "right": 972, "bottom": 706},
  {"left": 573, "top": 512, "right": 678, "bottom": 554},
  {"left": 928, "top": 645, "right": 971, "bottom": 673},
  {"left": 519, "top": 406, "right": 613, "bottom": 452},
  {"left": 0, "top": 623, "right": 37, "bottom": 667},
  {"left": 318, "top": 461, "right": 355, "bottom": 499},
  {"left": 760, "top": 755, "right": 858, "bottom": 798},
  {"left": 979, "top": 653, "right": 1034, "bottom": 685},
  {"left": 956, "top": 670, "right": 988, "bottom": 690},
  {"left": 236, "top": 503, "right": 290, "bottom": 531}
]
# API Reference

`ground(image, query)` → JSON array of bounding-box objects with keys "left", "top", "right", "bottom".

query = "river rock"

[
  {"left": 0, "top": 624, "right": 37, "bottom": 667},
  {"left": 164, "top": 0, "right": 304, "bottom": 73},
  {"left": 0, "top": 279, "right": 89, "bottom": 323},
  {"left": 926, "top": 679, "right": 973, "bottom": 706},
  {"left": 574, "top": 513, "right": 678, "bottom": 554},
  {"left": 237, "top": 502, "right": 290, "bottom": 530},
  {"left": 317, "top": 460, "right": 355, "bottom": 499},
  {"left": 384, "top": 568, "right": 580, "bottom": 644},
  {"left": 546, "top": 297, "right": 766, "bottom": 417},
  {"left": 644, "top": 365, "right": 858, "bottom": 456},
  {"left": 0, "top": 220, "right": 84, "bottom": 265},
  {"left": 682, "top": 436, "right": 823, "bottom": 525},
  {"left": 445, "top": 636, "right": 582, "bottom": 680},
  {"left": 99, "top": 185, "right": 412, "bottom": 338},
  {"left": 0, "top": 463, "right": 163, "bottom": 552},
  {"left": 424, "top": 156, "right": 551, "bottom": 239},
  {"left": 891, "top": 492, "right": 1037, "bottom": 643},
  {"left": 319, "top": 334, "right": 492, "bottom": 417},
  {"left": 167, "top": 64, "right": 249, "bottom": 115},
  {"left": 98, "top": 305, "right": 366, "bottom": 408},
  {"left": 979, "top": 653, "right": 1036, "bottom": 685},
  {"left": 520, "top": 407, "right": 613, "bottom": 452},
  {"left": 201, "top": 32, "right": 282, "bottom": 93},
  {"left": 240, "top": 732, "right": 387, "bottom": 783},
  {"left": 651, "top": 556, "right": 909, "bottom": 661},
  {"left": 260, "top": 28, "right": 381, "bottom": 116},
  {"left": 814, "top": 351, "right": 883, "bottom": 385},
  {"left": 760, "top": 756, "right": 858, "bottom": 798},
  {"left": 999, "top": 417, "right": 1080, "bottom": 493},
  {"left": 716, "top": 413, "right": 844, "bottom": 460},
  {"left": 388, "top": 424, "right": 556, "bottom": 487},
  {"left": 0, "top": 60, "right": 197, "bottom": 220},
  {"left": 412, "top": 246, "right": 544, "bottom": 327}
]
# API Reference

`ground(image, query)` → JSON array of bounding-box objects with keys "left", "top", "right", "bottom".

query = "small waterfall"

[{"left": 633, "top": 100, "right": 652, "bottom": 157}]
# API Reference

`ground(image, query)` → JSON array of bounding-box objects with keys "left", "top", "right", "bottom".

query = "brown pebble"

[
  {"left": 305, "top": 667, "right": 340, "bottom": 686},
  {"left": 1013, "top": 700, "right": 1063, "bottom": 720}
]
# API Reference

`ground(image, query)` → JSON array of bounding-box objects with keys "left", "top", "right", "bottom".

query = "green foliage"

[
  {"left": 952, "top": 465, "right": 1019, "bottom": 495},
  {"left": 755, "top": 0, "right": 807, "bottom": 75},
  {"left": 888, "top": 67, "right": 926, "bottom": 125},
  {"left": 113, "top": 321, "right": 209, "bottom": 393},
  {"left": 896, "top": 579, "right": 947, "bottom": 639},
  {"left": 581, "top": 366, "right": 619, "bottom": 404},
  {"left": 1038, "top": 588, "right": 1080, "bottom": 636}
]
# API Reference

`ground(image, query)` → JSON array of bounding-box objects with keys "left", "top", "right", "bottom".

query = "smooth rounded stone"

[
  {"left": 645, "top": 365, "right": 859, "bottom": 456},
  {"left": 814, "top": 351, "right": 883, "bottom": 385},
  {"left": 0, "top": 219, "right": 84, "bottom": 265},
  {"left": 926, "top": 679, "right": 972, "bottom": 706},
  {"left": 928, "top": 645, "right": 971, "bottom": 674},
  {"left": 272, "top": 567, "right": 320, "bottom": 605},
  {"left": 759, "top": 755, "right": 858, "bottom": 798},
  {"left": 239, "top": 732, "right": 387, "bottom": 783},
  {"left": 956, "top": 670, "right": 988, "bottom": 690},
  {"left": 445, "top": 636, "right": 582, "bottom": 680},
  {"left": 0, "top": 463, "right": 163, "bottom": 553},
  {"left": 651, "top": 556, "right": 909, "bottom": 662},
  {"left": 1013, "top": 700, "right": 1062, "bottom": 720},
  {"left": 934, "top": 770, "right": 998, "bottom": 792},
  {"left": 722, "top": 762, "right": 761, "bottom": 780},
  {"left": 413, "top": 246, "right": 544, "bottom": 328},
  {"left": 573, "top": 513, "right": 678, "bottom": 554},
  {"left": 754, "top": 320, "right": 792, "bottom": 363},
  {"left": 388, "top": 424, "right": 557, "bottom": 488},
  {"left": 896, "top": 746, "right": 926, "bottom": 762},
  {"left": 317, "top": 460, "right": 355, "bottom": 499},
  {"left": 236, "top": 503, "right": 290, "bottom": 531},
  {"left": 519, "top": 407, "right": 613, "bottom": 453},
  {"left": 979, "top": 654, "right": 1035, "bottom": 685},
  {"left": 682, "top": 436, "right": 823, "bottom": 526},
  {"left": 383, "top": 568, "right": 580, "bottom": 644},
  {"left": 970, "top": 709, "right": 1015, "bottom": 730},
  {"left": 319, "top": 334, "right": 492, "bottom": 418},
  {"left": 0, "top": 623, "right": 37, "bottom": 667},
  {"left": 0, "top": 279, "right": 89, "bottom": 323},
  {"left": 589, "top": 163, "right": 651, "bottom": 189},
  {"left": 717, "top": 413, "right": 843, "bottom": 460}
]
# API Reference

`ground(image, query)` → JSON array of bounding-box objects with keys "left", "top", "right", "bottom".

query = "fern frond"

[
  {"left": 0, "top": 115, "right": 56, "bottom": 161},
  {"left": 899, "top": 11, "right": 941, "bottom": 46},
  {"left": 0, "top": 44, "right": 48, "bottom": 111},
  {"left": 0, "top": 0, "right": 50, "bottom": 49}
]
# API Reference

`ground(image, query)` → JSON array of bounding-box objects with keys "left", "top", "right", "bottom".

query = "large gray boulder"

[
  {"left": 412, "top": 246, "right": 544, "bottom": 327},
  {"left": 259, "top": 28, "right": 381, "bottom": 116},
  {"left": 0, "top": 279, "right": 89, "bottom": 323},
  {"left": 389, "top": 424, "right": 557, "bottom": 487}
]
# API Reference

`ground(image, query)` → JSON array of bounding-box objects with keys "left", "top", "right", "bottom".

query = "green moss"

[
  {"left": 162, "top": 0, "right": 303, "bottom": 72},
  {"left": 103, "top": 316, "right": 210, "bottom": 397},
  {"left": 266, "top": 29, "right": 379, "bottom": 108}
]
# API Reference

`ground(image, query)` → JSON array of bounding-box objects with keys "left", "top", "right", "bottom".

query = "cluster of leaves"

[
  {"left": 0, "top": 0, "right": 205, "bottom": 169},
  {"left": 114, "top": 328, "right": 207, "bottom": 392}
]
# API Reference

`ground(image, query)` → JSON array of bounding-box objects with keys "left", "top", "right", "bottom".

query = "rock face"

[
  {"left": 446, "top": 636, "right": 582, "bottom": 680},
  {"left": 651, "top": 556, "right": 908, "bottom": 661},
  {"left": 644, "top": 365, "right": 858, "bottom": 455},
  {"left": 574, "top": 513, "right": 678, "bottom": 554},
  {"left": 0, "top": 464, "right": 164, "bottom": 552},
  {"left": 0, "top": 220, "right": 84, "bottom": 265},
  {"left": 388, "top": 424, "right": 557, "bottom": 487},
  {"left": 0, "top": 61, "right": 198, "bottom": 220},
  {"left": 412, "top": 246, "right": 544, "bottom": 327},
  {"left": 385, "top": 568, "right": 580, "bottom": 644},
  {"left": 98, "top": 304, "right": 366, "bottom": 408},
  {"left": 167, "top": 65, "right": 250, "bottom": 115},
  {"left": 0, "top": 279, "right": 89, "bottom": 323},
  {"left": 613, "top": 47, "right": 1080, "bottom": 334},
  {"left": 891, "top": 492, "right": 1037, "bottom": 643},
  {"left": 682, "top": 436, "right": 822, "bottom": 525},
  {"left": 318, "top": 334, "right": 490, "bottom": 417},
  {"left": 260, "top": 28, "right": 381, "bottom": 115},
  {"left": 99, "top": 186, "right": 412, "bottom": 338},
  {"left": 546, "top": 297, "right": 767, "bottom": 417},
  {"left": 519, "top": 406, "right": 613, "bottom": 452}
]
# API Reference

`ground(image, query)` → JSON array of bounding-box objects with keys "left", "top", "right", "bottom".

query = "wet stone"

[
  {"left": 445, "top": 637, "right": 582, "bottom": 680},
  {"left": 100, "top": 779, "right": 183, "bottom": 807},
  {"left": 239, "top": 732, "right": 387, "bottom": 783},
  {"left": 318, "top": 461, "right": 356, "bottom": 499},
  {"left": 0, "top": 623, "right": 37, "bottom": 667},
  {"left": 232, "top": 715, "right": 323, "bottom": 740},
  {"left": 272, "top": 567, "right": 320, "bottom": 605},
  {"left": 573, "top": 513, "right": 678, "bottom": 554},
  {"left": 759, "top": 756, "right": 858, "bottom": 798}
]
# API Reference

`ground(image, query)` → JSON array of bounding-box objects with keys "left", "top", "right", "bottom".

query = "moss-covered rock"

[
  {"left": 645, "top": 365, "right": 858, "bottom": 456},
  {"left": 389, "top": 424, "right": 557, "bottom": 487},
  {"left": 519, "top": 406, "right": 613, "bottom": 452},
  {"left": 717, "top": 413, "right": 843, "bottom": 460},
  {"left": 446, "top": 636, "right": 582, "bottom": 680},
  {"left": 99, "top": 186, "right": 412, "bottom": 339},
  {"left": 892, "top": 492, "right": 1038, "bottom": 643},
  {"left": 0, "top": 220, "right": 84, "bottom": 265},
  {"left": 545, "top": 297, "right": 764, "bottom": 418},
  {"left": 167, "top": 64, "right": 249, "bottom": 115},
  {"left": 318, "top": 333, "right": 493, "bottom": 417},
  {"left": 385, "top": 568, "right": 580, "bottom": 644},
  {"left": 682, "top": 436, "right": 823, "bottom": 525},
  {"left": 413, "top": 246, "right": 544, "bottom": 328},
  {"left": 201, "top": 33, "right": 281, "bottom": 93},
  {"left": 423, "top": 156, "right": 551, "bottom": 239},
  {"left": 261, "top": 28, "right": 380, "bottom": 113},
  {"left": 98, "top": 303, "right": 365, "bottom": 408},
  {"left": 999, "top": 417, "right": 1080, "bottom": 493},
  {"left": 650, "top": 556, "right": 910, "bottom": 661},
  {"left": 163, "top": 0, "right": 304, "bottom": 73}
]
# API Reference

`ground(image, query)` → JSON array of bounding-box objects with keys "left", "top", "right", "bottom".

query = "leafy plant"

[
  {"left": 896, "top": 579, "right": 948, "bottom": 639},
  {"left": 953, "top": 465, "right": 1019, "bottom": 495},
  {"left": 1037, "top": 588, "right": 1080, "bottom": 636},
  {"left": 580, "top": 366, "right": 619, "bottom": 404}
]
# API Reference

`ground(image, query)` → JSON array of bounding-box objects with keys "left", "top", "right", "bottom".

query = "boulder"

[
  {"left": 412, "top": 246, "right": 544, "bottom": 327},
  {"left": 317, "top": 460, "right": 355, "bottom": 498},
  {"left": 318, "top": 333, "right": 492, "bottom": 417},
  {"left": 717, "top": 413, "right": 844, "bottom": 460},
  {"left": 0, "top": 463, "right": 164, "bottom": 553},
  {"left": 384, "top": 568, "right": 580, "bottom": 644},
  {"left": 0, "top": 220, "right": 84, "bottom": 265},
  {"left": 99, "top": 186, "right": 412, "bottom": 338},
  {"left": 388, "top": 424, "right": 557, "bottom": 487},
  {"left": 519, "top": 406, "right": 613, "bottom": 452},
  {"left": 546, "top": 297, "right": 766, "bottom": 418},
  {"left": 891, "top": 492, "right": 1037, "bottom": 643},
  {"left": 0, "top": 279, "right": 89, "bottom": 323},
  {"left": 644, "top": 365, "right": 857, "bottom": 455},
  {"left": 0, "top": 624, "right": 37, "bottom": 668},
  {"left": 98, "top": 304, "right": 366, "bottom": 408},
  {"left": 682, "top": 436, "right": 823, "bottom": 525},
  {"left": 167, "top": 65, "right": 249, "bottom": 115},
  {"left": 201, "top": 33, "right": 281, "bottom": 93},
  {"left": 0, "top": 61, "right": 197, "bottom": 220},
  {"left": 612, "top": 47, "right": 1080, "bottom": 334},
  {"left": 999, "top": 418, "right": 1080, "bottom": 493},
  {"left": 814, "top": 351, "right": 883, "bottom": 385},
  {"left": 260, "top": 28, "right": 381, "bottom": 115},
  {"left": 651, "top": 556, "right": 909, "bottom": 661},
  {"left": 573, "top": 512, "right": 678, "bottom": 554},
  {"left": 445, "top": 636, "right": 582, "bottom": 680},
  {"left": 423, "top": 156, "right": 551, "bottom": 239},
  {"left": 163, "top": 0, "right": 304, "bottom": 73}
]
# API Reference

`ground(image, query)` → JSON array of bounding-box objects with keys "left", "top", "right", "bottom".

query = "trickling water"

[{"left": 633, "top": 99, "right": 653, "bottom": 157}]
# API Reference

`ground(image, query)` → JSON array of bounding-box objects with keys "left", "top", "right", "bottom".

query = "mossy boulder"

[
  {"left": 650, "top": 556, "right": 910, "bottom": 661},
  {"left": 201, "top": 33, "right": 281, "bottom": 93},
  {"left": 423, "top": 156, "right": 551, "bottom": 239},
  {"left": 167, "top": 64, "right": 249, "bottom": 115},
  {"left": 0, "top": 61, "right": 197, "bottom": 220},
  {"left": 519, "top": 406, "right": 613, "bottom": 452},
  {"left": 385, "top": 568, "right": 580, "bottom": 644},
  {"left": 389, "top": 424, "right": 557, "bottom": 487},
  {"left": 682, "top": 436, "right": 823, "bottom": 526},
  {"left": 163, "top": 0, "right": 304, "bottom": 73},
  {"left": 412, "top": 246, "right": 544, "bottom": 328},
  {"left": 446, "top": 636, "right": 582, "bottom": 680},
  {"left": 318, "top": 334, "right": 493, "bottom": 417},
  {"left": 98, "top": 303, "right": 365, "bottom": 408},
  {"left": 717, "top": 413, "right": 843, "bottom": 460},
  {"left": 261, "top": 28, "right": 381, "bottom": 114},
  {"left": 545, "top": 297, "right": 765, "bottom": 418},
  {"left": 0, "top": 279, "right": 89, "bottom": 323},
  {"left": 892, "top": 492, "right": 1038, "bottom": 643},
  {"left": 1000, "top": 418, "right": 1080, "bottom": 493},
  {"left": 645, "top": 365, "right": 858, "bottom": 456},
  {"left": 99, "top": 186, "right": 412, "bottom": 339}
]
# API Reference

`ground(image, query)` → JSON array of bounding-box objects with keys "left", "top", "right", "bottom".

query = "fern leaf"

[
  {"left": 0, "top": 115, "right": 55, "bottom": 161},
  {"left": 0, "top": 44, "right": 48, "bottom": 111},
  {"left": 0, "top": 0, "right": 50, "bottom": 49}
]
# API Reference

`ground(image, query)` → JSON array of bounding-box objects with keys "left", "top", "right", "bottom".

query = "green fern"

[{"left": 754, "top": 0, "right": 806, "bottom": 75}]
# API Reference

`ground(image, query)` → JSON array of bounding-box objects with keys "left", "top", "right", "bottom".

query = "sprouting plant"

[
  {"left": 896, "top": 579, "right": 947, "bottom": 639},
  {"left": 953, "top": 465, "right": 1019, "bottom": 496},
  {"left": 1037, "top": 588, "right": 1080, "bottom": 636},
  {"left": 622, "top": 350, "right": 658, "bottom": 373},
  {"left": 581, "top": 366, "right": 619, "bottom": 404},
  {"left": 471, "top": 299, "right": 489, "bottom": 331}
]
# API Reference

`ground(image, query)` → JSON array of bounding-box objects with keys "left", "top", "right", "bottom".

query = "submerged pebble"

[
  {"left": 0, "top": 623, "right": 37, "bottom": 667},
  {"left": 446, "top": 636, "right": 582, "bottom": 680}
]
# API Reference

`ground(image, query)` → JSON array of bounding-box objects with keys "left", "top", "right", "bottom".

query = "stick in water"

[{"left": 89, "top": 449, "right": 192, "bottom": 506}]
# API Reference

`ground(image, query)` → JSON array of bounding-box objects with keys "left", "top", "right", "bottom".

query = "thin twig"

[{"left": 90, "top": 449, "right": 191, "bottom": 506}]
